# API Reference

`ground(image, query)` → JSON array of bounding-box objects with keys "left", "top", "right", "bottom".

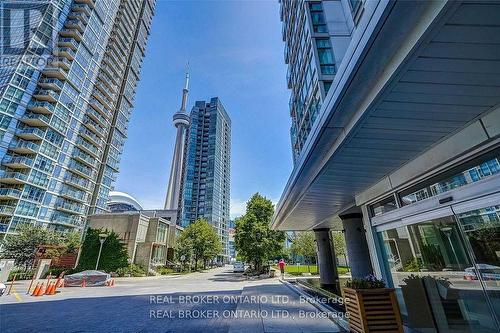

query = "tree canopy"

[
  {"left": 291, "top": 231, "right": 317, "bottom": 269},
  {"left": 175, "top": 219, "right": 222, "bottom": 270},
  {"left": 0, "top": 224, "right": 81, "bottom": 269},
  {"left": 76, "top": 228, "right": 128, "bottom": 272},
  {"left": 235, "top": 193, "right": 285, "bottom": 272}
]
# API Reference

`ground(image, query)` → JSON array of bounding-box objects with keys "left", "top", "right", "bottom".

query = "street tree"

[
  {"left": 290, "top": 231, "right": 316, "bottom": 272},
  {"left": 177, "top": 219, "right": 222, "bottom": 270},
  {"left": 175, "top": 236, "right": 194, "bottom": 271},
  {"left": 331, "top": 231, "right": 348, "bottom": 267},
  {"left": 235, "top": 193, "right": 285, "bottom": 273}
]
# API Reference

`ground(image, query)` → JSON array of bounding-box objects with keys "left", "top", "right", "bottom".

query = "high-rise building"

[
  {"left": 274, "top": 1, "right": 500, "bottom": 331},
  {"left": 182, "top": 97, "right": 231, "bottom": 260},
  {"left": 280, "top": 0, "right": 359, "bottom": 162},
  {"left": 0, "top": 0, "right": 155, "bottom": 237}
]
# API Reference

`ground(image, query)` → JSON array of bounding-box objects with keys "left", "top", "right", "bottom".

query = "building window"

[
  {"left": 309, "top": 3, "right": 328, "bottom": 33},
  {"left": 399, "top": 151, "right": 500, "bottom": 206},
  {"left": 316, "top": 39, "right": 335, "bottom": 75}
]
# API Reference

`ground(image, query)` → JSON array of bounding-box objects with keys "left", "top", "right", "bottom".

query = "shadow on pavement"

[
  {"left": 0, "top": 290, "right": 242, "bottom": 333},
  {"left": 207, "top": 272, "right": 247, "bottom": 283}
]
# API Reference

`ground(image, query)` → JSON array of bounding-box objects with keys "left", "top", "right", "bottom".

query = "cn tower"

[{"left": 164, "top": 68, "right": 191, "bottom": 210}]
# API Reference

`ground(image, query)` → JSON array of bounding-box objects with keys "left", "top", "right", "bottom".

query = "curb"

[{"left": 279, "top": 279, "right": 350, "bottom": 332}]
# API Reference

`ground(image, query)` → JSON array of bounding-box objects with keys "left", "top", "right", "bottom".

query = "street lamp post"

[{"left": 95, "top": 233, "right": 108, "bottom": 270}]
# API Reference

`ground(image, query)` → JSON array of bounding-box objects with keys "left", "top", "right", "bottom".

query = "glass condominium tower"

[
  {"left": 280, "top": 0, "right": 360, "bottom": 162},
  {"left": 182, "top": 97, "right": 231, "bottom": 260},
  {"left": 0, "top": 0, "right": 155, "bottom": 237}
]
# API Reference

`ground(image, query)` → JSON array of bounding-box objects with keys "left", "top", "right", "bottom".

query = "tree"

[
  {"left": 175, "top": 236, "right": 194, "bottom": 272},
  {"left": 176, "top": 219, "right": 222, "bottom": 270},
  {"left": 0, "top": 224, "right": 68, "bottom": 269},
  {"left": 235, "top": 193, "right": 285, "bottom": 272},
  {"left": 76, "top": 228, "right": 128, "bottom": 272},
  {"left": 331, "top": 231, "right": 348, "bottom": 267},
  {"left": 291, "top": 232, "right": 316, "bottom": 272}
]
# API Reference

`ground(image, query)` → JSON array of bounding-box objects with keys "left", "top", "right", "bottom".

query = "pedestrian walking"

[{"left": 278, "top": 259, "right": 286, "bottom": 278}]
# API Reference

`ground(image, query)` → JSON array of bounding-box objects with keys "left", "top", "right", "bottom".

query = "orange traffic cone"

[
  {"left": 111, "top": 279, "right": 115, "bottom": 286},
  {"left": 81, "top": 278, "right": 86, "bottom": 288},
  {"left": 50, "top": 283, "right": 57, "bottom": 295},
  {"left": 35, "top": 284, "right": 45, "bottom": 296},
  {"left": 31, "top": 283, "right": 41, "bottom": 296}
]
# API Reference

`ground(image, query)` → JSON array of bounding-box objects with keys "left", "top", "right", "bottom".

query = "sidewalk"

[{"left": 228, "top": 281, "right": 344, "bottom": 333}]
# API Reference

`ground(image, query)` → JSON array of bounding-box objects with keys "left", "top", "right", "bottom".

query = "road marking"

[{"left": 11, "top": 287, "right": 22, "bottom": 302}]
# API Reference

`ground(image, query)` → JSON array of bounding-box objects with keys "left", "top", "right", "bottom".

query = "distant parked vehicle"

[
  {"left": 464, "top": 264, "right": 500, "bottom": 281},
  {"left": 233, "top": 262, "right": 245, "bottom": 273}
]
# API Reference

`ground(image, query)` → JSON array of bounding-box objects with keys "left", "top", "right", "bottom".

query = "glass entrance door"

[{"left": 454, "top": 205, "right": 500, "bottom": 330}]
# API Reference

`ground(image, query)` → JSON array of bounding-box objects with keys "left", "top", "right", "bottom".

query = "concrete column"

[
  {"left": 340, "top": 213, "right": 373, "bottom": 279},
  {"left": 313, "top": 228, "right": 339, "bottom": 294}
]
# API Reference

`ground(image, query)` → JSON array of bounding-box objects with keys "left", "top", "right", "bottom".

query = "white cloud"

[{"left": 230, "top": 198, "right": 247, "bottom": 219}]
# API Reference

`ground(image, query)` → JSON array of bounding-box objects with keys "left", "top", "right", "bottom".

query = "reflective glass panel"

[{"left": 380, "top": 216, "right": 499, "bottom": 332}]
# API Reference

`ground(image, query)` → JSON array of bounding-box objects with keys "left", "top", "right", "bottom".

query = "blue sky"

[{"left": 115, "top": 1, "right": 292, "bottom": 218}]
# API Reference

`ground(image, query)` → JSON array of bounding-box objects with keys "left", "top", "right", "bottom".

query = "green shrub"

[
  {"left": 7, "top": 268, "right": 34, "bottom": 281},
  {"left": 155, "top": 266, "right": 174, "bottom": 275},
  {"left": 116, "top": 264, "right": 146, "bottom": 277},
  {"left": 345, "top": 275, "right": 386, "bottom": 289}
]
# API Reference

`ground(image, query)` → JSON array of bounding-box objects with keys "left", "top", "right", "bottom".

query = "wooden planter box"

[{"left": 343, "top": 287, "right": 403, "bottom": 333}]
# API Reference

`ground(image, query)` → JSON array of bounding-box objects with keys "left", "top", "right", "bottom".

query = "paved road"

[{"left": 0, "top": 267, "right": 343, "bottom": 333}]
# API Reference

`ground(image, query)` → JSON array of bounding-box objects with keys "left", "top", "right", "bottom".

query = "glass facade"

[
  {"left": 379, "top": 209, "right": 500, "bottom": 332},
  {"left": 280, "top": 0, "right": 354, "bottom": 162},
  {"left": 181, "top": 97, "right": 231, "bottom": 259},
  {"left": 0, "top": 0, "right": 155, "bottom": 237}
]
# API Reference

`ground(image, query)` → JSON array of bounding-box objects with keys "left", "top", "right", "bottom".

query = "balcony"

[
  {"left": 0, "top": 188, "right": 22, "bottom": 200},
  {"left": 59, "top": 28, "right": 83, "bottom": 42},
  {"left": 64, "top": 174, "right": 90, "bottom": 191},
  {"left": 93, "top": 87, "right": 113, "bottom": 111},
  {"left": 0, "top": 205, "right": 15, "bottom": 216},
  {"left": 65, "top": 19, "right": 86, "bottom": 33},
  {"left": 99, "top": 73, "right": 118, "bottom": 92},
  {"left": 72, "top": 148, "right": 97, "bottom": 167},
  {"left": 49, "top": 57, "right": 72, "bottom": 71},
  {"left": 76, "top": 137, "right": 100, "bottom": 158},
  {"left": 60, "top": 186, "right": 88, "bottom": 203},
  {"left": 55, "top": 199, "right": 85, "bottom": 215},
  {"left": 69, "top": 160, "right": 95, "bottom": 179},
  {"left": 38, "top": 77, "right": 64, "bottom": 91},
  {"left": 0, "top": 171, "right": 28, "bottom": 184},
  {"left": 104, "top": 49, "right": 124, "bottom": 70},
  {"left": 20, "top": 112, "right": 51, "bottom": 127},
  {"left": 83, "top": 116, "right": 105, "bottom": 138},
  {"left": 96, "top": 80, "right": 116, "bottom": 101},
  {"left": 67, "top": 11, "right": 89, "bottom": 25},
  {"left": 86, "top": 107, "right": 107, "bottom": 128},
  {"left": 100, "top": 64, "right": 120, "bottom": 84},
  {"left": 9, "top": 139, "right": 40, "bottom": 154},
  {"left": 79, "top": 127, "right": 102, "bottom": 147},
  {"left": 2, "top": 156, "right": 34, "bottom": 169},
  {"left": 53, "top": 47, "right": 75, "bottom": 61},
  {"left": 58, "top": 37, "right": 79, "bottom": 51},
  {"left": 50, "top": 212, "right": 84, "bottom": 228},
  {"left": 74, "top": 0, "right": 95, "bottom": 9},
  {"left": 16, "top": 127, "right": 45, "bottom": 141},
  {"left": 32, "top": 90, "right": 59, "bottom": 103},
  {"left": 27, "top": 100, "right": 55, "bottom": 114},
  {"left": 42, "top": 66, "right": 68, "bottom": 80},
  {"left": 71, "top": 3, "right": 92, "bottom": 17}
]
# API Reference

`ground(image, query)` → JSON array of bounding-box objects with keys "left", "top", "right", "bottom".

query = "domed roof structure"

[{"left": 107, "top": 191, "right": 143, "bottom": 212}]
